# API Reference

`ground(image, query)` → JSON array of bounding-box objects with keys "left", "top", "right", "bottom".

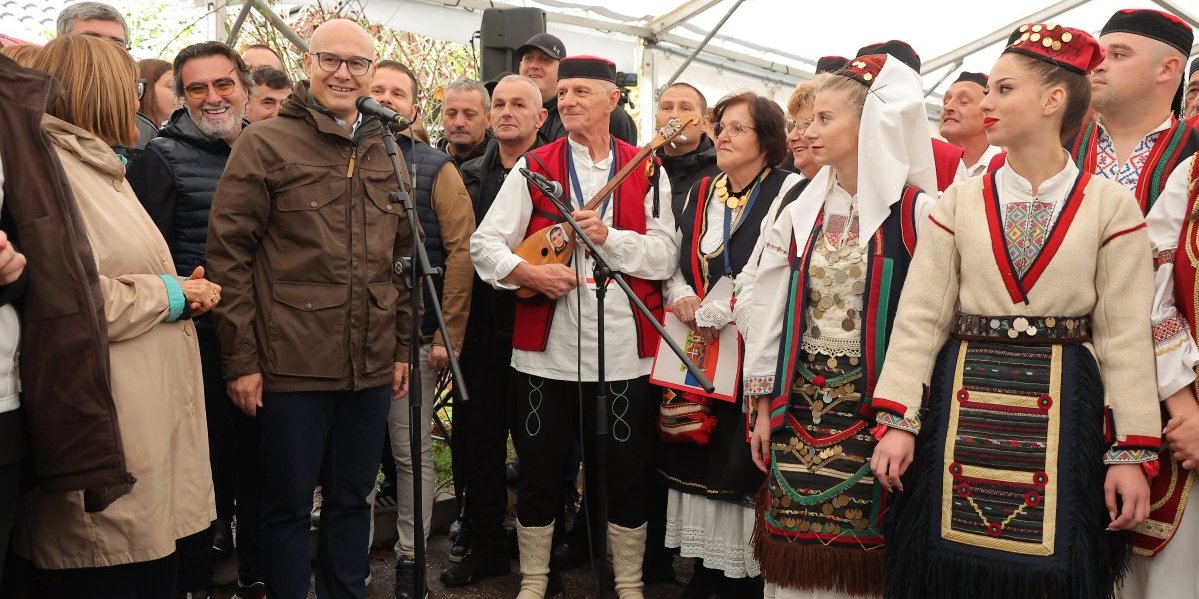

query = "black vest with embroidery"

[{"left": 678, "top": 169, "right": 787, "bottom": 294}]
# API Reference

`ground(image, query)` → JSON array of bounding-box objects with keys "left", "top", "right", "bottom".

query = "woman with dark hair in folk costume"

[
  {"left": 742, "top": 53, "right": 937, "bottom": 599},
  {"left": 870, "top": 25, "right": 1159, "bottom": 599},
  {"left": 1121, "top": 127, "right": 1199, "bottom": 599},
  {"left": 658, "top": 91, "right": 805, "bottom": 598}
]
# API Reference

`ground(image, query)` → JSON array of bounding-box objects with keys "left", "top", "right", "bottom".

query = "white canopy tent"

[{"left": 349, "top": 0, "right": 1199, "bottom": 136}]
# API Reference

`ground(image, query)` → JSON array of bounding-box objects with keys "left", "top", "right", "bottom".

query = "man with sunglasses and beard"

[
  {"left": 206, "top": 20, "right": 416, "bottom": 599},
  {"left": 127, "top": 40, "right": 259, "bottom": 599}
]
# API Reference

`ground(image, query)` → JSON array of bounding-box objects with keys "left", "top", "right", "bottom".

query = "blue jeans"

[{"left": 260, "top": 386, "right": 391, "bottom": 599}]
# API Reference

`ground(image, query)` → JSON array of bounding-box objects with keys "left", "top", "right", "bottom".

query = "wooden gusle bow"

[{"left": 512, "top": 116, "right": 698, "bottom": 300}]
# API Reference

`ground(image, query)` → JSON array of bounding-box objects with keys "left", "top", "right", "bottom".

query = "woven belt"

[{"left": 952, "top": 313, "right": 1091, "bottom": 344}]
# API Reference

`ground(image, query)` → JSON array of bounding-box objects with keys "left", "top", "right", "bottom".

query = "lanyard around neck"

[
  {"left": 718, "top": 171, "right": 766, "bottom": 276},
  {"left": 566, "top": 138, "right": 617, "bottom": 219}
]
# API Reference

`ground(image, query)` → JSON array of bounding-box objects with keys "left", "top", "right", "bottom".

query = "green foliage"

[{"left": 235, "top": 2, "right": 480, "bottom": 140}]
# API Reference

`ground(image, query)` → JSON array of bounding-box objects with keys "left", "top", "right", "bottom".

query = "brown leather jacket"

[
  {"left": 0, "top": 54, "right": 134, "bottom": 509},
  {"left": 207, "top": 83, "right": 417, "bottom": 393}
]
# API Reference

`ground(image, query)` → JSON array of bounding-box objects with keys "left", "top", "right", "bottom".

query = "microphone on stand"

[
  {"left": 519, "top": 167, "right": 564, "bottom": 199},
  {"left": 355, "top": 96, "right": 412, "bottom": 130}
]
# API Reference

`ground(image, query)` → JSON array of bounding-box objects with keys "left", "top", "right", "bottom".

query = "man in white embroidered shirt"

[
  {"left": 470, "top": 55, "right": 677, "bottom": 599},
  {"left": 1083, "top": 8, "right": 1198, "bottom": 215}
]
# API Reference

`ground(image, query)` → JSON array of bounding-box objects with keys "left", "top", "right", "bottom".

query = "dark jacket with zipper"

[
  {"left": 459, "top": 137, "right": 542, "bottom": 360},
  {"left": 656, "top": 133, "right": 719, "bottom": 221},
  {"left": 0, "top": 53, "right": 132, "bottom": 509},
  {"left": 436, "top": 129, "right": 493, "bottom": 169},
  {"left": 127, "top": 108, "right": 233, "bottom": 278},
  {"left": 206, "top": 82, "right": 417, "bottom": 393}
]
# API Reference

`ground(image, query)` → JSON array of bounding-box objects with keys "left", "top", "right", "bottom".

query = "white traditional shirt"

[
  {"left": 1144, "top": 154, "right": 1199, "bottom": 400},
  {"left": 953, "top": 144, "right": 1003, "bottom": 182},
  {"left": 995, "top": 155, "right": 1077, "bottom": 277},
  {"left": 1093, "top": 116, "right": 1173, "bottom": 194},
  {"left": 470, "top": 137, "right": 679, "bottom": 381},
  {"left": 663, "top": 172, "right": 805, "bottom": 337}
]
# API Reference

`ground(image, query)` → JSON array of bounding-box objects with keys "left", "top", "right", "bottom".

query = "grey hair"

[
  {"left": 497, "top": 74, "right": 543, "bottom": 105},
  {"left": 443, "top": 78, "right": 490, "bottom": 111},
  {"left": 57, "top": 2, "right": 127, "bottom": 39}
]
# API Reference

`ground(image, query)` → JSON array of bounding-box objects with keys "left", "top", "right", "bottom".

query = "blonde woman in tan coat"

[{"left": 12, "top": 35, "right": 218, "bottom": 596}]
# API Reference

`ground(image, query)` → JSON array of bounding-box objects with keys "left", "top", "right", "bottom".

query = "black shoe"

[
  {"left": 394, "top": 555, "right": 431, "bottom": 599},
  {"left": 439, "top": 543, "right": 510, "bottom": 587},
  {"left": 550, "top": 538, "right": 593, "bottom": 571},
  {"left": 377, "top": 478, "right": 398, "bottom": 509},
  {"left": 504, "top": 526, "right": 519, "bottom": 559},
  {"left": 718, "top": 574, "right": 763, "bottom": 599},
  {"left": 506, "top": 459, "right": 520, "bottom": 485},
  {"left": 448, "top": 521, "right": 470, "bottom": 563},
  {"left": 234, "top": 581, "right": 266, "bottom": 599},
  {"left": 211, "top": 518, "right": 234, "bottom": 555},
  {"left": 682, "top": 562, "right": 721, "bottom": 599},
  {"left": 643, "top": 548, "right": 678, "bottom": 586}
]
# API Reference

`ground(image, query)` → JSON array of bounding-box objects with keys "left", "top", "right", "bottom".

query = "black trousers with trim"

[{"left": 508, "top": 372, "right": 655, "bottom": 529}]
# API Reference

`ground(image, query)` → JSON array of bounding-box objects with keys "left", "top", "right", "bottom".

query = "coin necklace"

[{"left": 699, "top": 171, "right": 768, "bottom": 284}]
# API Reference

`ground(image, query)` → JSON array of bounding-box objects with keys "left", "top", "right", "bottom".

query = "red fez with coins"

[
  {"left": 1006, "top": 24, "right": 1104, "bottom": 75},
  {"left": 816, "top": 55, "right": 850, "bottom": 74},
  {"left": 842, "top": 54, "right": 888, "bottom": 88},
  {"left": 857, "top": 40, "right": 920, "bottom": 71},
  {"left": 558, "top": 55, "right": 616, "bottom": 83},
  {"left": 1102, "top": 9, "right": 1193, "bottom": 56}
]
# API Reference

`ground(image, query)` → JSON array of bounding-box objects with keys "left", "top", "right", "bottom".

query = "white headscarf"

[
  {"left": 741, "top": 55, "right": 938, "bottom": 391},
  {"left": 783, "top": 55, "right": 937, "bottom": 252}
]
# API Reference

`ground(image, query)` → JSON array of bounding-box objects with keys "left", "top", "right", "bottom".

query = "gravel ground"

[{"left": 211, "top": 532, "right": 691, "bottom": 599}]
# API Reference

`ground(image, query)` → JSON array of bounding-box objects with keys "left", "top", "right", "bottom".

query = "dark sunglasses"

[{"left": 183, "top": 67, "right": 238, "bottom": 101}]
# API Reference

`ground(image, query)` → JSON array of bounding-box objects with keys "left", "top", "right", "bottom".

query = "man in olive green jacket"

[{"left": 206, "top": 19, "right": 415, "bottom": 599}]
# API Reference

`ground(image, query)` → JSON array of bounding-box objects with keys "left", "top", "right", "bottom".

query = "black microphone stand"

[
  {"left": 379, "top": 121, "right": 469, "bottom": 599},
  {"left": 519, "top": 168, "right": 713, "bottom": 599}
]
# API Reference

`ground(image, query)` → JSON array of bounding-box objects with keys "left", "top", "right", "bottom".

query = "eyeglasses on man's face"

[
  {"left": 308, "top": 52, "right": 373, "bottom": 77},
  {"left": 183, "top": 67, "right": 239, "bottom": 101}
]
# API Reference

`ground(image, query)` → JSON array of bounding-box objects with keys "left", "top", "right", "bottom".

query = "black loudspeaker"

[{"left": 479, "top": 7, "right": 547, "bottom": 82}]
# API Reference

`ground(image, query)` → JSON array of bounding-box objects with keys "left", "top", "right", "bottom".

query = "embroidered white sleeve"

[
  {"left": 693, "top": 301, "right": 732, "bottom": 330},
  {"left": 1146, "top": 158, "right": 1199, "bottom": 400},
  {"left": 663, "top": 269, "right": 698, "bottom": 308},
  {"left": 1152, "top": 274, "right": 1199, "bottom": 402}
]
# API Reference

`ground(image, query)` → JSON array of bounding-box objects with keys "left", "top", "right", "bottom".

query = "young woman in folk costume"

[
  {"left": 1121, "top": 127, "right": 1199, "bottom": 599},
  {"left": 870, "top": 25, "right": 1160, "bottom": 599},
  {"left": 742, "top": 53, "right": 938, "bottom": 599},
  {"left": 658, "top": 91, "right": 805, "bottom": 598}
]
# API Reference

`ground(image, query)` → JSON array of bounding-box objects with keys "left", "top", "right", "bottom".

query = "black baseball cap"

[{"left": 517, "top": 33, "right": 565, "bottom": 62}]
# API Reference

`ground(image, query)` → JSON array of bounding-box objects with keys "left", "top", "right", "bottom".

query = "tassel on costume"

[
  {"left": 751, "top": 481, "right": 886, "bottom": 597},
  {"left": 883, "top": 342, "right": 1132, "bottom": 599}
]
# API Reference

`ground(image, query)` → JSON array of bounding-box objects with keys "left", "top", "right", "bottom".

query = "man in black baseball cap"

[{"left": 517, "top": 33, "right": 638, "bottom": 146}]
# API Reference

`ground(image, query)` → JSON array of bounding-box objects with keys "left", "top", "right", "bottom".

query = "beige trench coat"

[{"left": 13, "top": 116, "right": 214, "bottom": 569}]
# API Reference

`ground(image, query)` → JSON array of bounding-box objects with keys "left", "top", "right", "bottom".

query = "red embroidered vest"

[
  {"left": 932, "top": 138, "right": 965, "bottom": 192},
  {"left": 1132, "top": 155, "right": 1199, "bottom": 556},
  {"left": 513, "top": 136, "right": 665, "bottom": 358}
]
